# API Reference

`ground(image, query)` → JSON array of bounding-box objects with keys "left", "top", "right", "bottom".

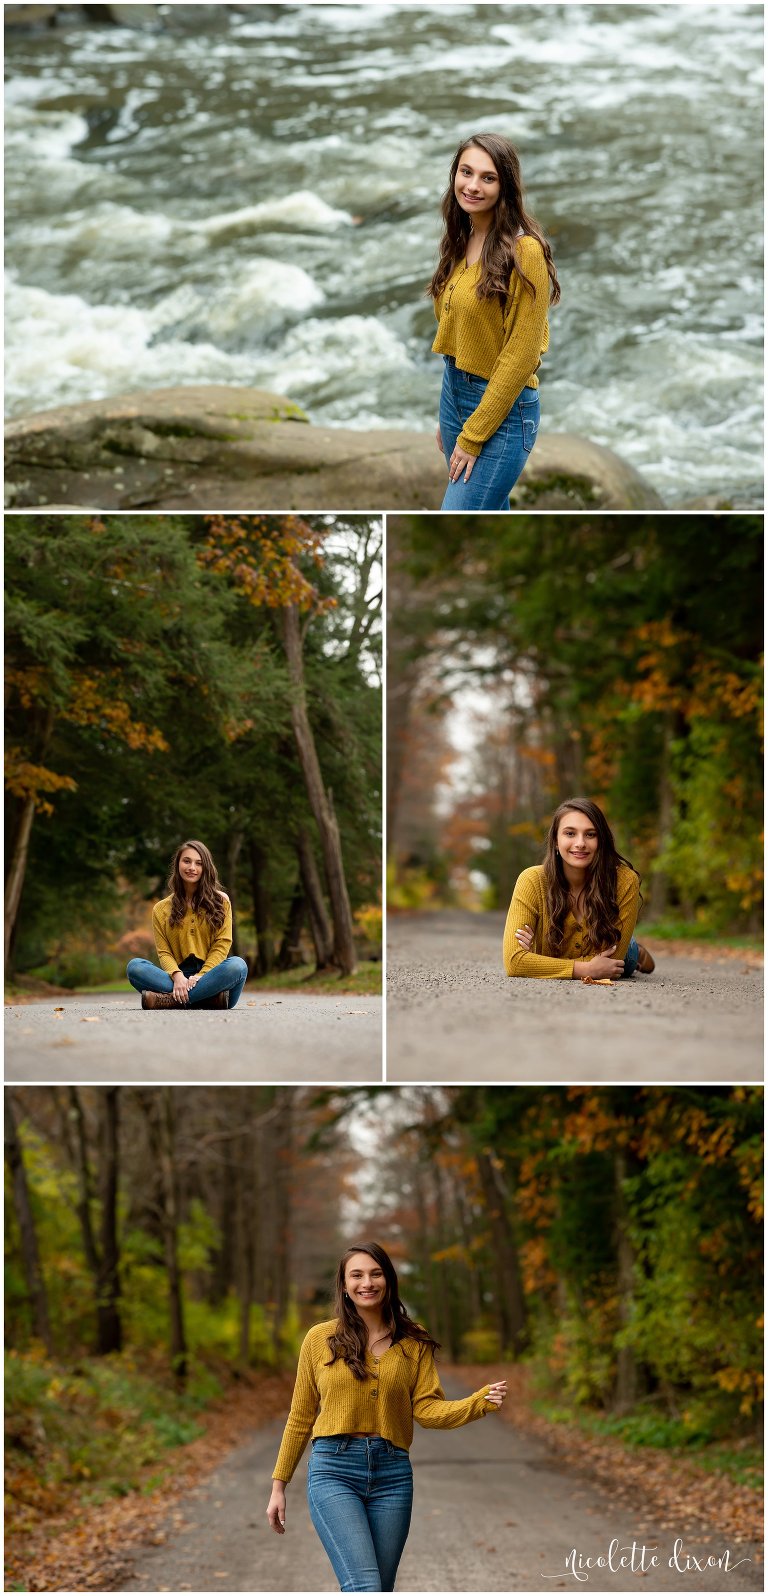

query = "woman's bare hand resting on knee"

[
  {"left": 172, "top": 971, "right": 190, "bottom": 1004},
  {"left": 515, "top": 925, "right": 624, "bottom": 979}
]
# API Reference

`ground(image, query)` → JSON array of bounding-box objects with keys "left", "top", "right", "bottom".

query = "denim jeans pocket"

[{"left": 518, "top": 393, "right": 540, "bottom": 453}]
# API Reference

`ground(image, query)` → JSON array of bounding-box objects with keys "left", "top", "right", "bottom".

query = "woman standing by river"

[
  {"left": 266, "top": 1242, "right": 506, "bottom": 1591},
  {"left": 430, "top": 132, "right": 560, "bottom": 511},
  {"left": 126, "top": 840, "right": 247, "bottom": 1009}
]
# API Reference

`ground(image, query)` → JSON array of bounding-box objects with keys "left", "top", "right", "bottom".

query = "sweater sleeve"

[
  {"left": 412, "top": 1348, "right": 494, "bottom": 1429},
  {"left": 502, "top": 875, "right": 575, "bottom": 980},
  {"left": 199, "top": 897, "right": 233, "bottom": 975},
  {"left": 152, "top": 904, "right": 180, "bottom": 976},
  {"left": 272, "top": 1331, "right": 322, "bottom": 1483},
  {"left": 457, "top": 238, "right": 550, "bottom": 454}
]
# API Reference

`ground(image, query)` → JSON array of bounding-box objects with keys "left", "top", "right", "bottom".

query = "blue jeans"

[
  {"left": 307, "top": 1436, "right": 413, "bottom": 1592},
  {"left": 126, "top": 953, "right": 248, "bottom": 1009},
  {"left": 439, "top": 355, "right": 540, "bottom": 510},
  {"left": 623, "top": 936, "right": 640, "bottom": 978}
]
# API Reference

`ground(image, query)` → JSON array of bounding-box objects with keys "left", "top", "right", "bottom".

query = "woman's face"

[
  {"left": 179, "top": 847, "right": 203, "bottom": 887},
  {"left": 556, "top": 811, "right": 599, "bottom": 869},
  {"left": 344, "top": 1252, "right": 387, "bottom": 1311},
  {"left": 453, "top": 144, "right": 500, "bottom": 220}
]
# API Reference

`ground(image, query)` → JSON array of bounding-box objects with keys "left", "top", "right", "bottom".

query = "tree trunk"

[
  {"left": 5, "top": 1088, "right": 53, "bottom": 1351},
  {"left": 155, "top": 1090, "right": 188, "bottom": 1383},
  {"left": 277, "top": 879, "right": 306, "bottom": 969},
  {"left": 649, "top": 712, "right": 676, "bottom": 919},
  {"left": 476, "top": 1150, "right": 527, "bottom": 1353},
  {"left": 97, "top": 1088, "right": 122, "bottom": 1355},
  {"left": 5, "top": 795, "right": 36, "bottom": 967},
  {"left": 279, "top": 605, "right": 357, "bottom": 974},
  {"left": 296, "top": 828, "right": 334, "bottom": 969},
  {"left": 226, "top": 829, "right": 243, "bottom": 958},
  {"left": 250, "top": 841, "right": 274, "bottom": 975},
  {"left": 271, "top": 1090, "right": 292, "bottom": 1361},
  {"left": 613, "top": 1148, "right": 639, "bottom": 1413}
]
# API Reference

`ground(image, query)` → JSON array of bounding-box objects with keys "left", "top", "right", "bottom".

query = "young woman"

[
  {"left": 126, "top": 839, "right": 248, "bottom": 1009},
  {"left": 429, "top": 132, "right": 560, "bottom": 512},
  {"left": 266, "top": 1242, "right": 507, "bottom": 1592},
  {"left": 503, "top": 798, "right": 656, "bottom": 980}
]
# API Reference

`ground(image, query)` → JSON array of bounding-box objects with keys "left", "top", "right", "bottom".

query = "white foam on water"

[
  {"left": 251, "top": 314, "right": 412, "bottom": 398},
  {"left": 4, "top": 276, "right": 256, "bottom": 417},
  {"left": 194, "top": 190, "right": 353, "bottom": 236},
  {"left": 5, "top": 101, "right": 90, "bottom": 165},
  {"left": 198, "top": 259, "right": 324, "bottom": 340}
]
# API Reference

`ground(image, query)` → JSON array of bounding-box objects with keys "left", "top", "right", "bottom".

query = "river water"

[{"left": 5, "top": 2, "right": 763, "bottom": 504}]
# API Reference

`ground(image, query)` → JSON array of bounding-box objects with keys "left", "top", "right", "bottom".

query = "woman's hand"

[
  {"left": 172, "top": 971, "right": 190, "bottom": 1004},
  {"left": 267, "top": 1483, "right": 287, "bottom": 1534},
  {"left": 436, "top": 424, "right": 444, "bottom": 455},
  {"left": 574, "top": 947, "right": 625, "bottom": 980},
  {"left": 448, "top": 443, "right": 477, "bottom": 483},
  {"left": 485, "top": 1380, "right": 507, "bottom": 1407},
  {"left": 186, "top": 973, "right": 201, "bottom": 991},
  {"left": 514, "top": 925, "right": 534, "bottom": 951}
]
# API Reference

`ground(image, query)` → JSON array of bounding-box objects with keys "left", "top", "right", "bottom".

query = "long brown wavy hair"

[
  {"left": 543, "top": 799, "right": 639, "bottom": 958},
  {"left": 167, "top": 839, "right": 227, "bottom": 931},
  {"left": 428, "top": 132, "right": 560, "bottom": 308},
  {"left": 325, "top": 1242, "right": 440, "bottom": 1382}
]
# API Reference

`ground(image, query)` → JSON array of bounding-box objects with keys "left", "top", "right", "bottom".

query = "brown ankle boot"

[
  {"left": 636, "top": 944, "right": 655, "bottom": 974},
  {"left": 142, "top": 991, "right": 179, "bottom": 1010},
  {"left": 195, "top": 992, "right": 229, "bottom": 1010}
]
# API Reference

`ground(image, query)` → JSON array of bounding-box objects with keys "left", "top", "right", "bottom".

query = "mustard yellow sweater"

[
  {"left": 502, "top": 863, "right": 640, "bottom": 980},
  {"left": 151, "top": 893, "right": 232, "bottom": 976},
  {"left": 432, "top": 235, "right": 550, "bottom": 455},
  {"left": 272, "top": 1320, "right": 494, "bottom": 1483}
]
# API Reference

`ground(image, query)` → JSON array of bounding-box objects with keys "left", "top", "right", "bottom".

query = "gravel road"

[
  {"left": 4, "top": 993, "right": 382, "bottom": 1082},
  {"left": 387, "top": 913, "right": 762, "bottom": 1081},
  {"left": 118, "top": 1374, "right": 761, "bottom": 1592}
]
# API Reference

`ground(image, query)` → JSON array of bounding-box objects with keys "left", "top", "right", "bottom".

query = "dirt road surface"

[
  {"left": 118, "top": 1374, "right": 760, "bottom": 1592},
  {"left": 4, "top": 993, "right": 382, "bottom": 1082},
  {"left": 387, "top": 913, "right": 762, "bottom": 1081}
]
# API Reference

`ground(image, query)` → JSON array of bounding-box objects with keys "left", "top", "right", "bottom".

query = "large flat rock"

[{"left": 5, "top": 384, "right": 663, "bottom": 512}]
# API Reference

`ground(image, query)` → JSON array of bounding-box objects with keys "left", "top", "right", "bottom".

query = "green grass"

[
  {"left": 249, "top": 960, "right": 381, "bottom": 996},
  {"left": 532, "top": 1394, "right": 763, "bottom": 1489},
  {"left": 7, "top": 963, "right": 382, "bottom": 1000},
  {"left": 6, "top": 1350, "right": 221, "bottom": 1508},
  {"left": 638, "top": 919, "right": 762, "bottom": 951}
]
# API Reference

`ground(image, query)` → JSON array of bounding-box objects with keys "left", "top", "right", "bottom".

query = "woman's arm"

[
  {"left": 503, "top": 889, "right": 575, "bottom": 979},
  {"left": 270, "top": 1332, "right": 321, "bottom": 1486},
  {"left": 151, "top": 904, "right": 181, "bottom": 976},
  {"left": 198, "top": 896, "right": 233, "bottom": 975},
  {"left": 457, "top": 238, "right": 550, "bottom": 455},
  {"left": 412, "top": 1347, "right": 496, "bottom": 1429}
]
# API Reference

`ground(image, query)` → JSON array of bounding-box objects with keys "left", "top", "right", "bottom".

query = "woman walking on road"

[
  {"left": 503, "top": 798, "right": 656, "bottom": 980},
  {"left": 126, "top": 839, "right": 247, "bottom": 1009},
  {"left": 267, "top": 1242, "right": 506, "bottom": 1591},
  {"left": 429, "top": 132, "right": 560, "bottom": 511}
]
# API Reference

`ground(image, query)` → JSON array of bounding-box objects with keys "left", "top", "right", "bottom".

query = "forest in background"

[
  {"left": 5, "top": 514, "right": 381, "bottom": 988},
  {"left": 7, "top": 1084, "right": 762, "bottom": 1537},
  {"left": 387, "top": 515, "right": 762, "bottom": 937}
]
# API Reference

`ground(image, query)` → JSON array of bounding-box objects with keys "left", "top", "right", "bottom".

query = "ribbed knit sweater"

[
  {"left": 432, "top": 235, "right": 550, "bottom": 455},
  {"left": 151, "top": 893, "right": 232, "bottom": 976},
  {"left": 502, "top": 863, "right": 640, "bottom": 979},
  {"left": 272, "top": 1320, "right": 494, "bottom": 1482}
]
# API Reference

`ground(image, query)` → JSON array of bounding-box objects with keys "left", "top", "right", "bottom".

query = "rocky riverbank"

[
  {"left": 5, "top": 385, "right": 664, "bottom": 512},
  {"left": 6, "top": 5, "right": 238, "bottom": 29}
]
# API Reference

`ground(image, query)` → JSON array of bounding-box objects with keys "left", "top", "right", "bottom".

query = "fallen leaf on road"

[
  {"left": 51, "top": 1037, "right": 75, "bottom": 1047},
  {"left": 81, "top": 1017, "right": 101, "bottom": 1023},
  {"left": 53, "top": 1006, "right": 65, "bottom": 1012},
  {"left": 581, "top": 977, "right": 615, "bottom": 986}
]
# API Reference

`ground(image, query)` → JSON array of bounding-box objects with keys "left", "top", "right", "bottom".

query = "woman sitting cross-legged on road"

[
  {"left": 503, "top": 798, "right": 656, "bottom": 981},
  {"left": 126, "top": 839, "right": 247, "bottom": 1010}
]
